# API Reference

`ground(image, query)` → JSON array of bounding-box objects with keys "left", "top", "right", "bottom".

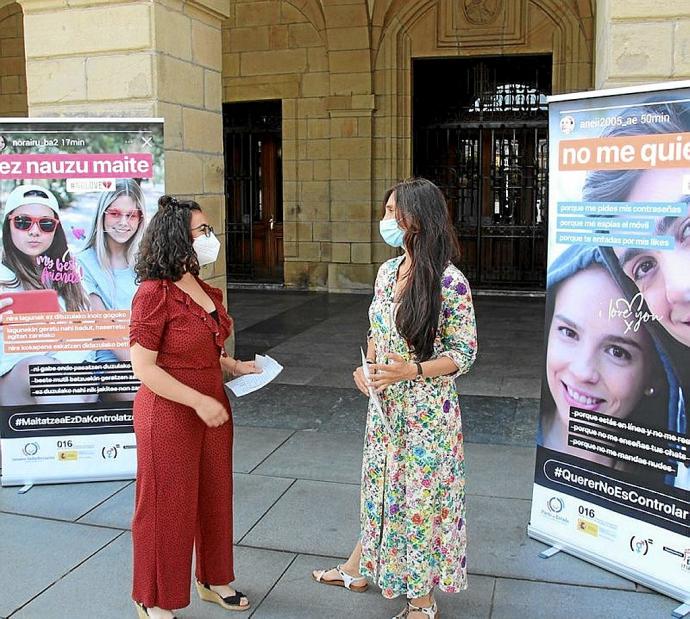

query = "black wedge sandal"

[{"left": 195, "top": 580, "right": 250, "bottom": 612}]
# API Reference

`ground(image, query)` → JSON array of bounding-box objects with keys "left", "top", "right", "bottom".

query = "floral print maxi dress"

[{"left": 359, "top": 256, "right": 477, "bottom": 599}]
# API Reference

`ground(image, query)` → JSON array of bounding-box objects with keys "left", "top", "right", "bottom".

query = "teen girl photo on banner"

[
  {"left": 529, "top": 82, "right": 690, "bottom": 605},
  {"left": 0, "top": 118, "right": 164, "bottom": 486}
]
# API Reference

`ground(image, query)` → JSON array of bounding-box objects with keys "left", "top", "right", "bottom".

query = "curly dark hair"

[{"left": 134, "top": 195, "right": 201, "bottom": 282}]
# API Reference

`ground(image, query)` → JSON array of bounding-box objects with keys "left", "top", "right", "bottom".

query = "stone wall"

[
  {"left": 223, "top": 1, "right": 376, "bottom": 290},
  {"left": 223, "top": 0, "right": 595, "bottom": 291},
  {"left": 596, "top": 0, "right": 690, "bottom": 87},
  {"left": 0, "top": 2, "right": 26, "bottom": 117},
  {"left": 0, "top": 0, "right": 601, "bottom": 293},
  {"left": 153, "top": 0, "right": 226, "bottom": 292},
  {"left": 18, "top": 0, "right": 229, "bottom": 294}
]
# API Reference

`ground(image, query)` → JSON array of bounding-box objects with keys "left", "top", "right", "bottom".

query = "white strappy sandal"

[
  {"left": 393, "top": 599, "right": 439, "bottom": 618},
  {"left": 311, "top": 564, "right": 369, "bottom": 592}
]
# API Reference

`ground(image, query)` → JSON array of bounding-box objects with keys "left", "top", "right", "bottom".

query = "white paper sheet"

[
  {"left": 361, "top": 347, "right": 393, "bottom": 436},
  {"left": 225, "top": 354, "right": 283, "bottom": 397}
]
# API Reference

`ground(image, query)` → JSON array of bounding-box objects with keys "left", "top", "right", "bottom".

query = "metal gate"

[{"left": 413, "top": 57, "right": 551, "bottom": 289}]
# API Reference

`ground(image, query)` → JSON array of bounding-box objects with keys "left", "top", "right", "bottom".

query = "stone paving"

[{"left": 0, "top": 290, "right": 680, "bottom": 618}]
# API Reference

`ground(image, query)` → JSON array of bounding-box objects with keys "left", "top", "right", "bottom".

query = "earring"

[{"left": 643, "top": 387, "right": 656, "bottom": 397}]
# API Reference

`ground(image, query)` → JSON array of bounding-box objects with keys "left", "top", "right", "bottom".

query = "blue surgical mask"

[{"left": 379, "top": 218, "right": 405, "bottom": 248}]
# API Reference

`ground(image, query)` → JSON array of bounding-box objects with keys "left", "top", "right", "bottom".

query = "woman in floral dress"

[{"left": 313, "top": 178, "right": 477, "bottom": 618}]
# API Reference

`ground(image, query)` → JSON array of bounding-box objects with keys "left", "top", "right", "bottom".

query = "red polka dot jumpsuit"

[{"left": 130, "top": 278, "right": 235, "bottom": 609}]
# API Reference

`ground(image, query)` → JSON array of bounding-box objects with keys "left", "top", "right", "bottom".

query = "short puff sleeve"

[
  {"left": 438, "top": 267, "right": 477, "bottom": 378},
  {"left": 129, "top": 280, "right": 167, "bottom": 351}
]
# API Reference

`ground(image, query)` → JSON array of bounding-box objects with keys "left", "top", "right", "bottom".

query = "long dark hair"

[
  {"left": 134, "top": 195, "right": 200, "bottom": 282},
  {"left": 389, "top": 178, "right": 461, "bottom": 361},
  {"left": 1, "top": 215, "right": 89, "bottom": 311}
]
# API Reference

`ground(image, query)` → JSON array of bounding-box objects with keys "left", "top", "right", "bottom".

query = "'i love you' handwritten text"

[{"left": 608, "top": 293, "right": 662, "bottom": 334}]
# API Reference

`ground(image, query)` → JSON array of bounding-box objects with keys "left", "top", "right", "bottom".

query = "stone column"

[
  {"left": 325, "top": 94, "right": 376, "bottom": 291},
  {"left": 595, "top": 0, "right": 690, "bottom": 88},
  {"left": 0, "top": 1, "right": 26, "bottom": 116},
  {"left": 322, "top": 0, "right": 376, "bottom": 292},
  {"left": 17, "top": 0, "right": 229, "bottom": 290}
]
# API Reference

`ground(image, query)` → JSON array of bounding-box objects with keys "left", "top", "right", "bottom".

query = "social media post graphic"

[
  {"left": 529, "top": 82, "right": 690, "bottom": 602},
  {"left": 0, "top": 118, "right": 164, "bottom": 486}
]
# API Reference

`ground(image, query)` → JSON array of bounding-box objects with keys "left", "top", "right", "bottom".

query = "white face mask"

[{"left": 193, "top": 233, "right": 221, "bottom": 266}]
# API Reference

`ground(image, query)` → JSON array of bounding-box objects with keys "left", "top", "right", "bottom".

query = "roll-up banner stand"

[
  {"left": 0, "top": 118, "right": 164, "bottom": 486},
  {"left": 528, "top": 81, "right": 690, "bottom": 605}
]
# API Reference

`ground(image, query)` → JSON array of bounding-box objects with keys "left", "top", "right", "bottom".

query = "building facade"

[{"left": 0, "top": 0, "right": 689, "bottom": 293}]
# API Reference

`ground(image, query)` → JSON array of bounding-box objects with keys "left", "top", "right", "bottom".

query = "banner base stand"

[
  {"left": 18, "top": 483, "right": 33, "bottom": 494},
  {"left": 538, "top": 545, "right": 562, "bottom": 559},
  {"left": 528, "top": 525, "right": 689, "bottom": 607}
]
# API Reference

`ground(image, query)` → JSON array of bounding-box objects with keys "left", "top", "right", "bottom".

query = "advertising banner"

[
  {"left": 528, "top": 82, "right": 690, "bottom": 602},
  {"left": 0, "top": 118, "right": 164, "bottom": 486}
]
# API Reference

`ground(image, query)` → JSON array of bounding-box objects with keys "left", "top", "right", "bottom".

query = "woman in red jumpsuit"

[{"left": 129, "top": 195, "right": 258, "bottom": 619}]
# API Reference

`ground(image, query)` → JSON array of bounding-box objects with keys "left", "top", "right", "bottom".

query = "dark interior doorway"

[
  {"left": 223, "top": 100, "right": 283, "bottom": 283},
  {"left": 413, "top": 55, "right": 551, "bottom": 290}
]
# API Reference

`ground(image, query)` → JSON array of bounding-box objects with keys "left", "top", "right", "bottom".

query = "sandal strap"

[
  {"left": 221, "top": 591, "right": 245, "bottom": 605},
  {"left": 336, "top": 565, "right": 366, "bottom": 590},
  {"left": 407, "top": 601, "right": 437, "bottom": 618}
]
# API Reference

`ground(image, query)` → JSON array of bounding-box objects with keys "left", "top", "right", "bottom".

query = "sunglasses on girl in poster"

[{"left": 7, "top": 214, "right": 60, "bottom": 233}]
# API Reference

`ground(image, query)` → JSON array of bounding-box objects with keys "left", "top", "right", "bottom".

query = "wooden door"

[{"left": 252, "top": 134, "right": 283, "bottom": 281}]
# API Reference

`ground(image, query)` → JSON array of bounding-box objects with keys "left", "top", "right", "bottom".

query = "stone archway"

[
  {"left": 372, "top": 0, "right": 595, "bottom": 188},
  {"left": 371, "top": 0, "right": 594, "bottom": 288},
  {"left": 284, "top": 0, "right": 326, "bottom": 37}
]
